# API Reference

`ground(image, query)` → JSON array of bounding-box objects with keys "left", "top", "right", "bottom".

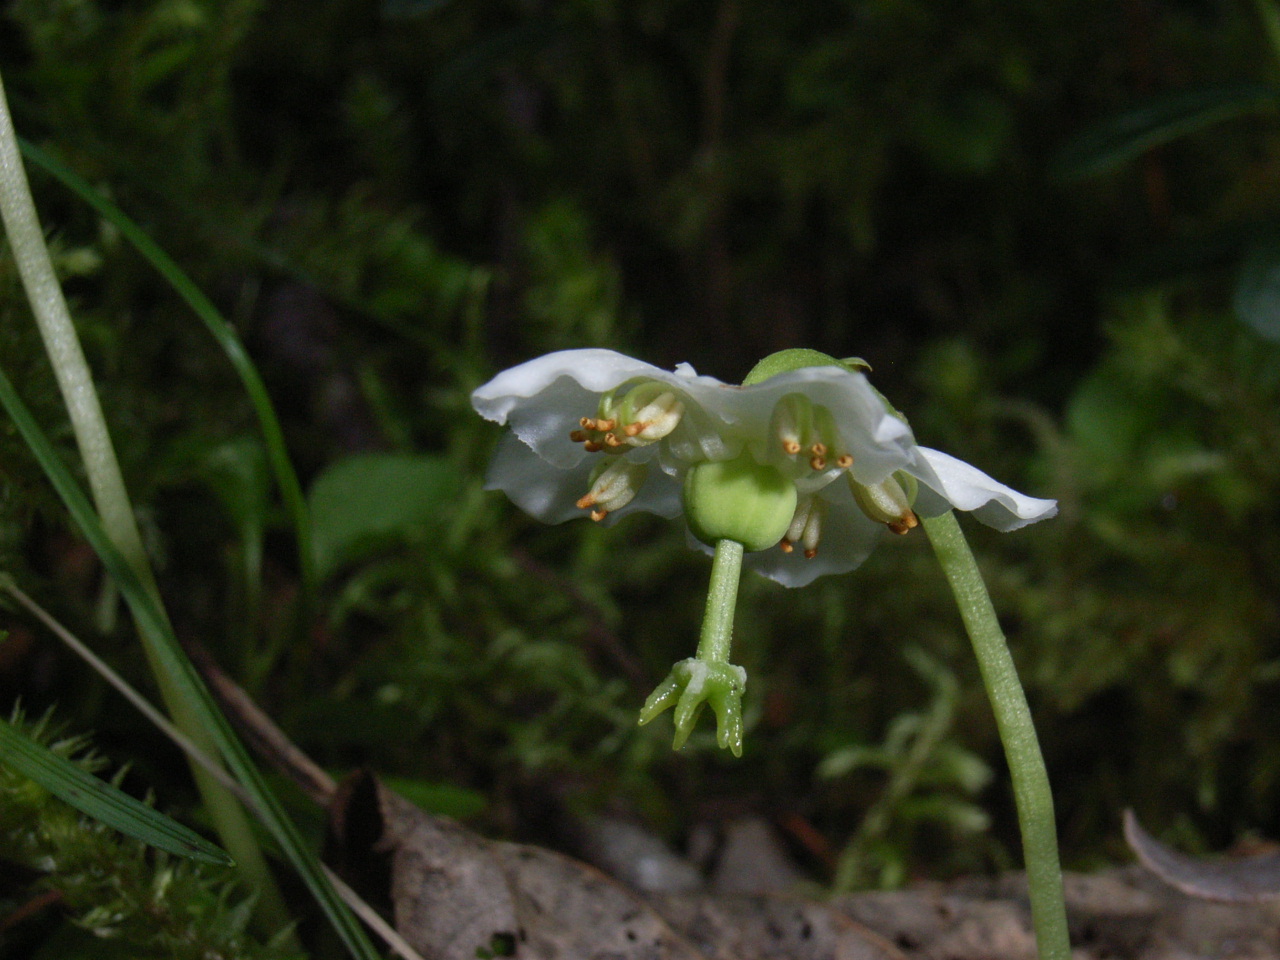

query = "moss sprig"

[{"left": 0, "top": 710, "right": 299, "bottom": 960}]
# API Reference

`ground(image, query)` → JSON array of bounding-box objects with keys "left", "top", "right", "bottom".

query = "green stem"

[
  {"left": 695, "top": 539, "right": 744, "bottom": 663},
  {"left": 921, "top": 511, "right": 1070, "bottom": 960},
  {"left": 0, "top": 71, "right": 287, "bottom": 931}
]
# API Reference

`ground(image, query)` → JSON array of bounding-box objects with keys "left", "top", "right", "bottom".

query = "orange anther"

[{"left": 887, "top": 512, "right": 919, "bottom": 535}]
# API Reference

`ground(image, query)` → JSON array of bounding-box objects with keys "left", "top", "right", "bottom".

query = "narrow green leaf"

[
  {"left": 1052, "top": 82, "right": 1280, "bottom": 180},
  {"left": 15, "top": 137, "right": 316, "bottom": 605},
  {"left": 0, "top": 367, "right": 383, "bottom": 960},
  {"left": 0, "top": 718, "right": 233, "bottom": 865}
]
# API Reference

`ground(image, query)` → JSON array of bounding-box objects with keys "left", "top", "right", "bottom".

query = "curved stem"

[
  {"left": 0, "top": 71, "right": 286, "bottom": 929},
  {"left": 922, "top": 510, "right": 1070, "bottom": 960},
  {"left": 695, "top": 538, "right": 744, "bottom": 663}
]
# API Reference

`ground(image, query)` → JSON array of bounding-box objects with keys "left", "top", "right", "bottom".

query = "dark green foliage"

[
  {"left": 1018, "top": 300, "right": 1280, "bottom": 854},
  {"left": 3, "top": 1, "right": 1280, "bottom": 944}
]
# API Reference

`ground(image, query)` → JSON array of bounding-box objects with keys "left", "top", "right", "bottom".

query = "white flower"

[{"left": 471, "top": 349, "right": 1055, "bottom": 587}]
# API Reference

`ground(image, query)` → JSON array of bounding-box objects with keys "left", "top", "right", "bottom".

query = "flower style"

[{"left": 471, "top": 348, "right": 1055, "bottom": 754}]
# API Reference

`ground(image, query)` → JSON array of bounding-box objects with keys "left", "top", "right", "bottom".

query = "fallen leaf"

[
  {"left": 649, "top": 892, "right": 908, "bottom": 960},
  {"left": 328, "top": 771, "right": 706, "bottom": 960},
  {"left": 1124, "top": 808, "right": 1280, "bottom": 903}
]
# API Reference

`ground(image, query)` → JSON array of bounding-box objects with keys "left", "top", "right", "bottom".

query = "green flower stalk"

[
  {"left": 638, "top": 539, "right": 748, "bottom": 755},
  {"left": 474, "top": 346, "right": 1069, "bottom": 959},
  {"left": 923, "top": 510, "right": 1069, "bottom": 959}
]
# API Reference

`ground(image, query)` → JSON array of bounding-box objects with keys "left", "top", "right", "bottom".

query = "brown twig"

[{"left": 0, "top": 888, "right": 62, "bottom": 935}]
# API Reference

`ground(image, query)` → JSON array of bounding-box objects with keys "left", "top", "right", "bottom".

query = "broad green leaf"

[
  {"left": 1052, "top": 82, "right": 1280, "bottom": 180},
  {"left": 0, "top": 718, "right": 232, "bottom": 865},
  {"left": 380, "top": 775, "right": 487, "bottom": 819},
  {"left": 1235, "top": 239, "right": 1280, "bottom": 341},
  {"left": 309, "top": 452, "right": 462, "bottom": 579}
]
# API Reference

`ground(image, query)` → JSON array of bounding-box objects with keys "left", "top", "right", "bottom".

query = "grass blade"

[
  {"left": 15, "top": 137, "right": 316, "bottom": 603},
  {"left": 1052, "top": 82, "right": 1280, "bottom": 180},
  {"left": 0, "top": 717, "right": 234, "bottom": 865},
  {"left": 0, "top": 366, "right": 382, "bottom": 960}
]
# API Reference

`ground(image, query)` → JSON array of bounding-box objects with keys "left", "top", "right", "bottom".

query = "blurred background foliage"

[{"left": 3, "top": 0, "right": 1280, "bottom": 934}]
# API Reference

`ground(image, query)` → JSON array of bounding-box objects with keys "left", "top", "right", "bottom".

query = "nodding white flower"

[{"left": 471, "top": 349, "right": 1055, "bottom": 587}]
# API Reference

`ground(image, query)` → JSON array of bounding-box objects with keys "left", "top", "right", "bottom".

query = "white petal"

[
  {"left": 485, "top": 432, "right": 682, "bottom": 525},
  {"left": 471, "top": 350, "right": 669, "bottom": 469},
  {"left": 680, "top": 364, "right": 917, "bottom": 485},
  {"left": 471, "top": 349, "right": 667, "bottom": 424},
  {"left": 910, "top": 447, "right": 1057, "bottom": 531}
]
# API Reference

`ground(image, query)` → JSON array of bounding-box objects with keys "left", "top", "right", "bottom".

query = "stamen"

[
  {"left": 783, "top": 496, "right": 823, "bottom": 557},
  {"left": 569, "top": 430, "right": 588, "bottom": 442},
  {"left": 603, "top": 432, "right": 623, "bottom": 447},
  {"left": 584, "top": 441, "right": 603, "bottom": 453},
  {"left": 624, "top": 422, "right": 643, "bottom": 437},
  {"left": 595, "top": 418, "right": 616, "bottom": 432},
  {"left": 809, "top": 455, "right": 826, "bottom": 471},
  {"left": 850, "top": 472, "right": 918, "bottom": 534},
  {"left": 802, "top": 498, "right": 823, "bottom": 557},
  {"left": 578, "top": 459, "right": 648, "bottom": 519},
  {"left": 835, "top": 454, "right": 854, "bottom": 469},
  {"left": 580, "top": 417, "right": 596, "bottom": 430},
  {"left": 810, "top": 443, "right": 827, "bottom": 457},
  {"left": 627, "top": 392, "right": 684, "bottom": 443},
  {"left": 887, "top": 512, "right": 919, "bottom": 535},
  {"left": 771, "top": 394, "right": 812, "bottom": 459}
]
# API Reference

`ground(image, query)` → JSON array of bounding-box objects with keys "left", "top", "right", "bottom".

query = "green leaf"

[
  {"left": 309, "top": 452, "right": 462, "bottom": 579},
  {"left": 1052, "top": 82, "right": 1280, "bottom": 180},
  {"left": 379, "top": 775, "right": 487, "bottom": 819},
  {"left": 1235, "top": 239, "right": 1280, "bottom": 341},
  {"left": 0, "top": 718, "right": 233, "bottom": 865}
]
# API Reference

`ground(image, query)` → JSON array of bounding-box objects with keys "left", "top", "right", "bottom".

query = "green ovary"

[{"left": 683, "top": 454, "right": 798, "bottom": 552}]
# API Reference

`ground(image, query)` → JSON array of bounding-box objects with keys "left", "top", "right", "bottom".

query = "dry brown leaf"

[
  {"left": 648, "top": 892, "right": 909, "bottom": 960},
  {"left": 328, "top": 771, "right": 707, "bottom": 960},
  {"left": 1125, "top": 808, "right": 1280, "bottom": 904}
]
